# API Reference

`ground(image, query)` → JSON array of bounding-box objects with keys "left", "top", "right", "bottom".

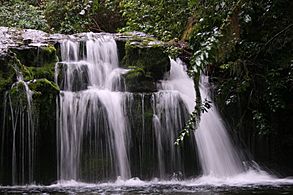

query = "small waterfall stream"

[
  {"left": 157, "top": 58, "right": 270, "bottom": 180},
  {"left": 195, "top": 79, "right": 246, "bottom": 177},
  {"left": 1, "top": 62, "right": 35, "bottom": 185}
]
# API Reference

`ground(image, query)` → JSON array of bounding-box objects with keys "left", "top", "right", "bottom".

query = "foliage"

[
  {"left": 119, "top": 0, "right": 191, "bottom": 41},
  {"left": 187, "top": 0, "right": 293, "bottom": 136},
  {"left": 90, "top": 0, "right": 125, "bottom": 32},
  {"left": 175, "top": 98, "right": 212, "bottom": 145},
  {"left": 0, "top": 0, "right": 48, "bottom": 30},
  {"left": 43, "top": 0, "right": 99, "bottom": 33}
]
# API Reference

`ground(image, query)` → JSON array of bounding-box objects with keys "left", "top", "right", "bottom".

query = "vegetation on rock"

[
  {"left": 11, "top": 45, "right": 58, "bottom": 81},
  {"left": 0, "top": 55, "right": 15, "bottom": 93},
  {"left": 123, "top": 68, "right": 156, "bottom": 93},
  {"left": 122, "top": 41, "right": 170, "bottom": 80}
]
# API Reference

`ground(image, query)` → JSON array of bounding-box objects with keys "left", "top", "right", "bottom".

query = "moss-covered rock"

[
  {"left": 9, "top": 45, "right": 58, "bottom": 82},
  {"left": 29, "top": 78, "right": 58, "bottom": 184},
  {"left": 26, "top": 65, "right": 55, "bottom": 82},
  {"left": 123, "top": 68, "right": 156, "bottom": 92},
  {"left": 10, "top": 45, "right": 57, "bottom": 67},
  {"left": 9, "top": 81, "right": 29, "bottom": 104},
  {"left": 122, "top": 41, "right": 170, "bottom": 80},
  {"left": 115, "top": 39, "right": 126, "bottom": 63},
  {"left": 120, "top": 40, "right": 170, "bottom": 92},
  {"left": 29, "top": 79, "right": 59, "bottom": 96},
  {"left": 0, "top": 54, "right": 16, "bottom": 93}
]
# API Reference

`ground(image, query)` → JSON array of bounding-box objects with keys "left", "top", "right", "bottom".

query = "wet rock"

[
  {"left": 122, "top": 44, "right": 170, "bottom": 80},
  {"left": 123, "top": 68, "right": 157, "bottom": 92},
  {"left": 0, "top": 54, "right": 15, "bottom": 93},
  {"left": 29, "top": 78, "right": 59, "bottom": 95}
]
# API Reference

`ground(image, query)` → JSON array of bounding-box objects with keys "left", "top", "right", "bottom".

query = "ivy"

[
  {"left": 175, "top": 98, "right": 212, "bottom": 145},
  {"left": 252, "top": 110, "right": 270, "bottom": 135}
]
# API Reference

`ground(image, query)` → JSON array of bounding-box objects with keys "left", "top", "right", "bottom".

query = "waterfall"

[
  {"left": 56, "top": 34, "right": 130, "bottom": 181},
  {"left": 55, "top": 35, "right": 248, "bottom": 182},
  {"left": 0, "top": 32, "right": 286, "bottom": 187},
  {"left": 1, "top": 63, "right": 35, "bottom": 185},
  {"left": 55, "top": 35, "right": 199, "bottom": 182},
  {"left": 151, "top": 91, "right": 190, "bottom": 178},
  {"left": 50, "top": 31, "right": 280, "bottom": 187},
  {"left": 195, "top": 78, "right": 246, "bottom": 177},
  {"left": 163, "top": 59, "right": 248, "bottom": 178},
  {"left": 150, "top": 59, "right": 196, "bottom": 178},
  {"left": 160, "top": 59, "right": 195, "bottom": 112}
]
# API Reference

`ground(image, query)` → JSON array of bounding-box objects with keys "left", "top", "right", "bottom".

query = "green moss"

[
  {"left": 0, "top": 55, "right": 18, "bottom": 93},
  {"left": 126, "top": 67, "right": 145, "bottom": 79},
  {"left": 29, "top": 79, "right": 59, "bottom": 96},
  {"left": 123, "top": 68, "right": 156, "bottom": 92},
  {"left": 10, "top": 45, "right": 58, "bottom": 68},
  {"left": 122, "top": 41, "right": 170, "bottom": 80},
  {"left": 26, "top": 64, "right": 56, "bottom": 82},
  {"left": 7, "top": 45, "right": 58, "bottom": 82},
  {"left": 9, "top": 81, "right": 29, "bottom": 107},
  {"left": 21, "top": 65, "right": 34, "bottom": 81},
  {"left": 42, "top": 45, "right": 56, "bottom": 56},
  {"left": 0, "top": 73, "right": 14, "bottom": 93},
  {"left": 144, "top": 111, "right": 154, "bottom": 121},
  {"left": 10, "top": 81, "right": 25, "bottom": 96}
]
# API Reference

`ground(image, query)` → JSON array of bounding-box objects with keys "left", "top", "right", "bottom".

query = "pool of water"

[
  {"left": 1, "top": 183, "right": 293, "bottom": 194},
  {"left": 1, "top": 174, "right": 293, "bottom": 195}
]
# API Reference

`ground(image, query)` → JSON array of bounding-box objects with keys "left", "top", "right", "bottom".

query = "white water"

[
  {"left": 160, "top": 59, "right": 195, "bottom": 112},
  {"left": 159, "top": 58, "right": 287, "bottom": 183},
  {"left": 195, "top": 77, "right": 246, "bottom": 177},
  {"left": 196, "top": 107, "right": 245, "bottom": 176},
  {"left": 162, "top": 58, "right": 248, "bottom": 177},
  {"left": 56, "top": 38, "right": 291, "bottom": 185},
  {"left": 3, "top": 175, "right": 293, "bottom": 193},
  {"left": 52, "top": 174, "right": 293, "bottom": 187},
  {"left": 1, "top": 34, "right": 293, "bottom": 188},
  {"left": 57, "top": 35, "right": 199, "bottom": 182},
  {"left": 56, "top": 34, "right": 131, "bottom": 180},
  {"left": 151, "top": 91, "right": 188, "bottom": 177}
]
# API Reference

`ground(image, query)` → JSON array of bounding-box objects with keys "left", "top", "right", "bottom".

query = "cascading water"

[
  {"left": 56, "top": 33, "right": 258, "bottom": 182},
  {"left": 55, "top": 35, "right": 198, "bottom": 182},
  {"left": 195, "top": 77, "right": 246, "bottom": 177},
  {"left": 56, "top": 34, "right": 130, "bottom": 181},
  {"left": 159, "top": 59, "right": 265, "bottom": 180},
  {"left": 151, "top": 91, "right": 191, "bottom": 178}
]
